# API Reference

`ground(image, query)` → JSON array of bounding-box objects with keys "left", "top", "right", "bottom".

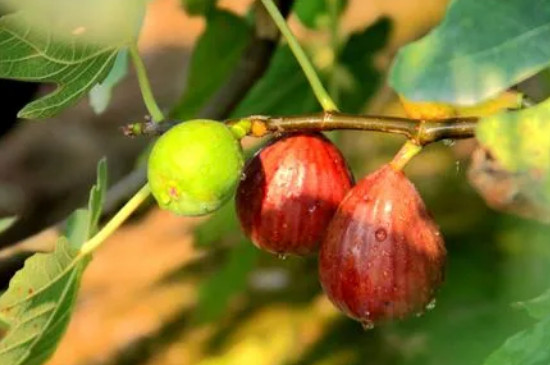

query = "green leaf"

[
  {"left": 89, "top": 50, "right": 129, "bottom": 114},
  {"left": 64, "top": 158, "right": 108, "bottom": 249},
  {"left": 181, "top": 0, "right": 218, "bottom": 16},
  {"left": 232, "top": 45, "right": 318, "bottom": 116},
  {"left": 0, "top": 239, "right": 90, "bottom": 365},
  {"left": 484, "top": 316, "right": 550, "bottom": 365},
  {"left": 0, "top": 217, "right": 17, "bottom": 235},
  {"left": 293, "top": 0, "right": 348, "bottom": 29},
  {"left": 0, "top": 1, "right": 147, "bottom": 119},
  {"left": 389, "top": 0, "right": 550, "bottom": 105},
  {"left": 338, "top": 17, "right": 390, "bottom": 113},
  {"left": 476, "top": 98, "right": 550, "bottom": 206},
  {"left": 171, "top": 10, "right": 251, "bottom": 120},
  {"left": 515, "top": 289, "right": 550, "bottom": 320},
  {"left": 87, "top": 158, "right": 108, "bottom": 236},
  {"left": 195, "top": 240, "right": 258, "bottom": 323},
  {"left": 0, "top": 159, "right": 108, "bottom": 365}
]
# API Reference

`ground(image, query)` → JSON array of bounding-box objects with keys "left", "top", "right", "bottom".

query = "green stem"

[
  {"left": 80, "top": 184, "right": 151, "bottom": 256},
  {"left": 129, "top": 46, "right": 165, "bottom": 122},
  {"left": 390, "top": 140, "right": 423, "bottom": 171},
  {"left": 261, "top": 0, "right": 339, "bottom": 112}
]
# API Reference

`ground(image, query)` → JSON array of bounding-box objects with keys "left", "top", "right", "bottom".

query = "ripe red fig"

[
  {"left": 319, "top": 164, "right": 446, "bottom": 327},
  {"left": 236, "top": 133, "right": 354, "bottom": 256}
]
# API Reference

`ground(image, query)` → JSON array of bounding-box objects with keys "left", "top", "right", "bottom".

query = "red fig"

[
  {"left": 319, "top": 164, "right": 446, "bottom": 327},
  {"left": 236, "top": 133, "right": 354, "bottom": 256}
]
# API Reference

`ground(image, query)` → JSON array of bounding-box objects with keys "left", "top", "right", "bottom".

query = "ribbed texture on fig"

[
  {"left": 319, "top": 164, "right": 446, "bottom": 326},
  {"left": 236, "top": 133, "right": 354, "bottom": 256}
]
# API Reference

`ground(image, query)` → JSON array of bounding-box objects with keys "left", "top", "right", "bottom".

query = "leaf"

[
  {"left": 232, "top": 45, "right": 319, "bottom": 117},
  {"left": 476, "top": 97, "right": 550, "bottom": 207},
  {"left": 0, "top": 159, "right": 108, "bottom": 365},
  {"left": 293, "top": 0, "right": 348, "bottom": 29},
  {"left": 0, "top": 239, "right": 90, "bottom": 365},
  {"left": 181, "top": 0, "right": 218, "bottom": 16},
  {"left": 195, "top": 240, "right": 258, "bottom": 323},
  {"left": 389, "top": 0, "right": 550, "bottom": 105},
  {"left": 171, "top": 10, "right": 251, "bottom": 120},
  {"left": 0, "top": 217, "right": 17, "bottom": 235},
  {"left": 64, "top": 158, "right": 108, "bottom": 249},
  {"left": 514, "top": 289, "right": 550, "bottom": 320},
  {"left": 338, "top": 17, "right": 390, "bottom": 113},
  {"left": 0, "top": 1, "right": 147, "bottom": 119},
  {"left": 484, "top": 316, "right": 550, "bottom": 365},
  {"left": 89, "top": 50, "right": 129, "bottom": 114}
]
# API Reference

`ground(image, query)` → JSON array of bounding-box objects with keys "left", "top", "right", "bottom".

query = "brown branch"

[
  {"left": 128, "top": 111, "right": 478, "bottom": 145},
  {"left": 236, "top": 111, "right": 478, "bottom": 145}
]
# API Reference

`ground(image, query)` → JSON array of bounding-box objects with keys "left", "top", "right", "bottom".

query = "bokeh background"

[{"left": 0, "top": 0, "right": 549, "bottom": 364}]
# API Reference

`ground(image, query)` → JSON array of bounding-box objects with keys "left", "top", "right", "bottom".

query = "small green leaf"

[
  {"left": 0, "top": 217, "right": 17, "bottom": 235},
  {"left": 232, "top": 46, "right": 318, "bottom": 116},
  {"left": 293, "top": 0, "right": 348, "bottom": 29},
  {"left": 390, "top": 0, "right": 550, "bottom": 105},
  {"left": 476, "top": 98, "right": 550, "bottom": 206},
  {"left": 484, "top": 316, "right": 550, "bottom": 365},
  {"left": 0, "top": 239, "right": 90, "bottom": 365},
  {"left": 89, "top": 50, "right": 129, "bottom": 114},
  {"left": 515, "top": 289, "right": 550, "bottom": 320},
  {"left": 171, "top": 10, "right": 251, "bottom": 120},
  {"left": 64, "top": 158, "right": 108, "bottom": 249},
  {"left": 0, "top": 1, "right": 147, "bottom": 119},
  {"left": 88, "top": 158, "right": 108, "bottom": 235},
  {"left": 181, "top": 0, "right": 218, "bottom": 16},
  {"left": 195, "top": 240, "right": 258, "bottom": 323}
]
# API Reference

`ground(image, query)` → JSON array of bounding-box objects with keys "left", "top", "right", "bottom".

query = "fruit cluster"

[{"left": 148, "top": 120, "right": 446, "bottom": 327}]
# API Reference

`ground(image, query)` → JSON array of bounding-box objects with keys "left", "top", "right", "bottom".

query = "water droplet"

[
  {"left": 374, "top": 228, "right": 387, "bottom": 242},
  {"left": 277, "top": 253, "right": 287, "bottom": 260},
  {"left": 360, "top": 319, "right": 375, "bottom": 331},
  {"left": 308, "top": 204, "right": 318, "bottom": 213},
  {"left": 455, "top": 160, "right": 461, "bottom": 175},
  {"left": 240, "top": 172, "right": 247, "bottom": 181},
  {"left": 443, "top": 139, "right": 455, "bottom": 147},
  {"left": 415, "top": 311, "right": 424, "bottom": 318},
  {"left": 425, "top": 298, "right": 437, "bottom": 311}
]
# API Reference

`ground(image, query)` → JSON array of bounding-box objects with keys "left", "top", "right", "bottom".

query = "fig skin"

[
  {"left": 319, "top": 164, "right": 446, "bottom": 326},
  {"left": 236, "top": 133, "right": 354, "bottom": 256},
  {"left": 148, "top": 119, "right": 244, "bottom": 216}
]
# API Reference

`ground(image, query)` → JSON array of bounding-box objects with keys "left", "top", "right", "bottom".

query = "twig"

[{"left": 127, "top": 111, "right": 478, "bottom": 145}]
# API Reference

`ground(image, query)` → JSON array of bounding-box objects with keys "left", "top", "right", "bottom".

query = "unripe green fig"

[{"left": 147, "top": 119, "right": 244, "bottom": 216}]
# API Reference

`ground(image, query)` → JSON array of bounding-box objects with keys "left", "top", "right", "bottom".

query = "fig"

[
  {"left": 236, "top": 133, "right": 353, "bottom": 256},
  {"left": 148, "top": 119, "right": 244, "bottom": 216},
  {"left": 319, "top": 164, "right": 446, "bottom": 327}
]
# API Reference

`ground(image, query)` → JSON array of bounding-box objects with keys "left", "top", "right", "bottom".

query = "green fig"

[{"left": 147, "top": 119, "right": 244, "bottom": 216}]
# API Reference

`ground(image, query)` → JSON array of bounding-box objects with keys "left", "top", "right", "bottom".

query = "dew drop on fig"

[
  {"left": 360, "top": 319, "right": 375, "bottom": 331},
  {"left": 277, "top": 253, "right": 288, "bottom": 260},
  {"left": 425, "top": 298, "right": 437, "bottom": 311},
  {"left": 375, "top": 228, "right": 387, "bottom": 242}
]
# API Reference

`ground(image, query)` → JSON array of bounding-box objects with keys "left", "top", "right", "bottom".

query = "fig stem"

[
  {"left": 130, "top": 46, "right": 165, "bottom": 123},
  {"left": 80, "top": 184, "right": 151, "bottom": 256},
  {"left": 389, "top": 140, "right": 423, "bottom": 171},
  {"left": 124, "top": 111, "right": 477, "bottom": 144},
  {"left": 261, "top": 0, "right": 339, "bottom": 112}
]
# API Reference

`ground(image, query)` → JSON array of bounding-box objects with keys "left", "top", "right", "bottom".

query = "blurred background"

[{"left": 0, "top": 0, "right": 550, "bottom": 364}]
